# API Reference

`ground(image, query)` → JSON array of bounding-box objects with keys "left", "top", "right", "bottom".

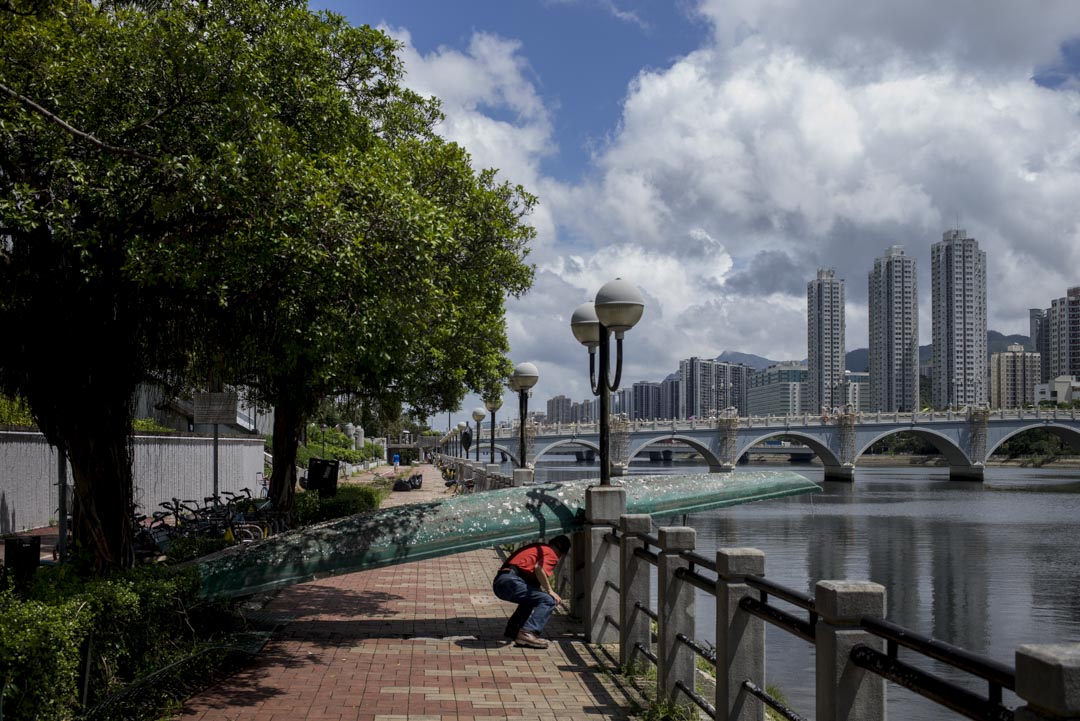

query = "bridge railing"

[
  {"left": 571, "top": 498, "right": 1078, "bottom": 721},
  {"left": 476, "top": 406, "right": 1078, "bottom": 440}
]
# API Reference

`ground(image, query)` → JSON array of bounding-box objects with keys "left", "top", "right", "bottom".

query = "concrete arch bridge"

[{"left": 471, "top": 408, "right": 1080, "bottom": 482}]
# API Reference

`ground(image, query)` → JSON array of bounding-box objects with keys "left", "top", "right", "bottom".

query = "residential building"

[
  {"left": 613, "top": 388, "right": 634, "bottom": 419},
  {"left": 659, "top": 376, "right": 680, "bottom": 420},
  {"left": 1046, "top": 287, "right": 1080, "bottom": 381},
  {"left": 990, "top": 344, "right": 1040, "bottom": 408},
  {"left": 1030, "top": 308, "right": 1050, "bottom": 383},
  {"left": 845, "top": 371, "right": 872, "bottom": 412},
  {"left": 632, "top": 381, "right": 661, "bottom": 420},
  {"left": 678, "top": 357, "right": 717, "bottom": 419},
  {"left": 546, "top": 395, "right": 572, "bottom": 425},
  {"left": 868, "top": 246, "right": 919, "bottom": 411},
  {"left": 807, "top": 268, "right": 846, "bottom": 412},
  {"left": 748, "top": 362, "right": 809, "bottom": 416},
  {"left": 931, "top": 229, "right": 987, "bottom": 408}
]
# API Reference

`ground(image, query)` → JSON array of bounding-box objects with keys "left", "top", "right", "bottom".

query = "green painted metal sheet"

[{"left": 196, "top": 471, "right": 819, "bottom": 599}]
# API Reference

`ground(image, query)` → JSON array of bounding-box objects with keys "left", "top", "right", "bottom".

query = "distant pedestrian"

[{"left": 493, "top": 535, "right": 571, "bottom": 649}]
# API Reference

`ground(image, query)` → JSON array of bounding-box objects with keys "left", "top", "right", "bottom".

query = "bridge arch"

[
  {"left": 985, "top": 423, "right": 1080, "bottom": 458},
  {"left": 628, "top": 435, "right": 724, "bottom": 471},
  {"left": 736, "top": 431, "right": 843, "bottom": 469},
  {"left": 855, "top": 428, "right": 974, "bottom": 467},
  {"left": 533, "top": 437, "right": 601, "bottom": 465}
]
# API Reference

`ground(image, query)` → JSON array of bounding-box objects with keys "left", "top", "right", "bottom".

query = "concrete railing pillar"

[
  {"left": 584, "top": 486, "right": 626, "bottom": 644},
  {"left": 618, "top": 513, "right": 653, "bottom": 671},
  {"left": 815, "top": 581, "right": 886, "bottom": 721},
  {"left": 485, "top": 464, "right": 502, "bottom": 489},
  {"left": 716, "top": 548, "right": 766, "bottom": 721},
  {"left": 512, "top": 468, "right": 533, "bottom": 486},
  {"left": 1015, "top": 644, "right": 1080, "bottom": 720},
  {"left": 657, "top": 526, "right": 696, "bottom": 710}
]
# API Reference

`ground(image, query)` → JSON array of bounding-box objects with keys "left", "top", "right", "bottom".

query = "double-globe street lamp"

[
  {"left": 570, "top": 278, "right": 645, "bottom": 486},
  {"left": 507, "top": 362, "right": 539, "bottom": 469},
  {"left": 471, "top": 407, "right": 487, "bottom": 462},
  {"left": 485, "top": 396, "right": 503, "bottom": 465}
]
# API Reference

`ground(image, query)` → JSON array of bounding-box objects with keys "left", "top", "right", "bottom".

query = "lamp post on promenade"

[
  {"left": 508, "top": 363, "right": 539, "bottom": 468},
  {"left": 485, "top": 396, "right": 503, "bottom": 465},
  {"left": 570, "top": 278, "right": 645, "bottom": 486},
  {"left": 471, "top": 407, "right": 486, "bottom": 462},
  {"left": 457, "top": 421, "right": 468, "bottom": 457}
]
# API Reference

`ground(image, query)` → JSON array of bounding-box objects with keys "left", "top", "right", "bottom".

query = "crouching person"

[{"left": 492, "top": 535, "right": 571, "bottom": 649}]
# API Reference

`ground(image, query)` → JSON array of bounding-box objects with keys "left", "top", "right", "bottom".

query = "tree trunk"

[
  {"left": 35, "top": 387, "right": 137, "bottom": 573},
  {"left": 269, "top": 400, "right": 304, "bottom": 513}
]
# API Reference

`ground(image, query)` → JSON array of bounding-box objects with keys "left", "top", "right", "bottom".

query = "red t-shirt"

[{"left": 504, "top": 543, "right": 560, "bottom": 578}]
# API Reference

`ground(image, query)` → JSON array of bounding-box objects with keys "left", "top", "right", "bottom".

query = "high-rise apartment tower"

[
  {"left": 868, "top": 246, "right": 919, "bottom": 411},
  {"left": 931, "top": 229, "right": 987, "bottom": 408},
  {"left": 807, "top": 269, "right": 846, "bottom": 411}
]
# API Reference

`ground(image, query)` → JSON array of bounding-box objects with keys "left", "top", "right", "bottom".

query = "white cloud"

[{"left": 388, "top": 6, "right": 1080, "bottom": 418}]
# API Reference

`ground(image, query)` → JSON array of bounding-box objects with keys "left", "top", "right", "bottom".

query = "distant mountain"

[
  {"left": 716, "top": 350, "right": 778, "bottom": 371},
  {"left": 845, "top": 331, "right": 1031, "bottom": 371}
]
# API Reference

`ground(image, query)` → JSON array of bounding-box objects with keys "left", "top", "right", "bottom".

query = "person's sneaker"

[{"left": 514, "top": 630, "right": 549, "bottom": 649}]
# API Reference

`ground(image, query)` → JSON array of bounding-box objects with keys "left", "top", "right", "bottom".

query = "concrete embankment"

[{"left": 744, "top": 453, "right": 1080, "bottom": 469}]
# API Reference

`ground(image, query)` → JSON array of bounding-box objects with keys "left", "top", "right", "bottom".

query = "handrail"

[
  {"left": 674, "top": 566, "right": 717, "bottom": 595},
  {"left": 634, "top": 641, "right": 658, "bottom": 665},
  {"left": 742, "top": 680, "right": 808, "bottom": 721},
  {"left": 739, "top": 597, "right": 816, "bottom": 644},
  {"left": 850, "top": 644, "right": 1014, "bottom": 721},
  {"left": 679, "top": 549, "right": 717, "bottom": 573},
  {"left": 859, "top": 616, "right": 1015, "bottom": 693},
  {"left": 746, "top": 575, "right": 816, "bottom": 612},
  {"left": 633, "top": 547, "right": 659, "bottom": 566},
  {"left": 675, "top": 680, "right": 716, "bottom": 719},
  {"left": 634, "top": 600, "right": 658, "bottom": 622},
  {"left": 676, "top": 632, "right": 716, "bottom": 664},
  {"left": 637, "top": 532, "right": 660, "bottom": 549}
]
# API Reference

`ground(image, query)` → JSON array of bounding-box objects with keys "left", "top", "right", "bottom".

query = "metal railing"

[{"left": 571, "top": 511, "right": 1074, "bottom": 721}]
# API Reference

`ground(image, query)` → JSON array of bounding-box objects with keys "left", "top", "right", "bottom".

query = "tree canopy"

[{"left": 0, "top": 0, "right": 535, "bottom": 570}]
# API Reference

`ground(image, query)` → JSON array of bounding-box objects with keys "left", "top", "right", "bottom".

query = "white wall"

[{"left": 0, "top": 430, "right": 265, "bottom": 533}]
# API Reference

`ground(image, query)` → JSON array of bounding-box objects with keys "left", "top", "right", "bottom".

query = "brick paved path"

[{"left": 179, "top": 465, "right": 644, "bottom": 721}]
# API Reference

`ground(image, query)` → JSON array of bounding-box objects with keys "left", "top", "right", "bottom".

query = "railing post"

[
  {"left": 619, "top": 514, "right": 653, "bottom": 671},
  {"left": 512, "top": 468, "right": 532, "bottom": 486},
  {"left": 657, "top": 526, "right": 696, "bottom": 711},
  {"left": 584, "top": 486, "right": 626, "bottom": 644},
  {"left": 716, "top": 548, "right": 766, "bottom": 721},
  {"left": 815, "top": 581, "right": 886, "bottom": 721},
  {"left": 1015, "top": 644, "right": 1080, "bottom": 720},
  {"left": 485, "top": 464, "right": 502, "bottom": 489}
]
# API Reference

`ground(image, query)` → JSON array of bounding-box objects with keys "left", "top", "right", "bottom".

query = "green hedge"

[
  {"left": 0, "top": 565, "right": 236, "bottom": 721},
  {"left": 291, "top": 485, "right": 385, "bottom": 525}
]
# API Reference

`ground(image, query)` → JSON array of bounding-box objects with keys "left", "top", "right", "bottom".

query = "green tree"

[{"left": 0, "top": 0, "right": 533, "bottom": 569}]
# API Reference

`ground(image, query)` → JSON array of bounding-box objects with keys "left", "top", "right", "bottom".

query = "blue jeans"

[{"left": 492, "top": 570, "right": 558, "bottom": 635}]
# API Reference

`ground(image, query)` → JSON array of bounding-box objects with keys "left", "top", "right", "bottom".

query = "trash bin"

[
  {"left": 307, "top": 458, "right": 339, "bottom": 498},
  {"left": 4, "top": 536, "right": 41, "bottom": 587}
]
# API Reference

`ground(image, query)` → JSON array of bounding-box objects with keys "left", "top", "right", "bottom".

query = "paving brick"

[{"left": 174, "top": 465, "right": 644, "bottom": 721}]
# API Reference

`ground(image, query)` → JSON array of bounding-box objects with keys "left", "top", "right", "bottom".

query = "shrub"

[
  {"left": 165, "top": 536, "right": 237, "bottom": 564},
  {"left": 0, "top": 565, "right": 236, "bottom": 721},
  {"left": 292, "top": 485, "right": 384, "bottom": 525}
]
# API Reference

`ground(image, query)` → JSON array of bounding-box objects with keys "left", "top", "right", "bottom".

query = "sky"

[{"left": 314, "top": 0, "right": 1080, "bottom": 431}]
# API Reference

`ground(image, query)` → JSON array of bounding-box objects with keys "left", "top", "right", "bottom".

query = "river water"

[{"left": 525, "top": 458, "right": 1080, "bottom": 720}]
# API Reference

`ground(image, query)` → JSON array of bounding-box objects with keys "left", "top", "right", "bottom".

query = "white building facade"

[
  {"left": 990, "top": 344, "right": 1041, "bottom": 408},
  {"left": 807, "top": 269, "right": 846, "bottom": 412},
  {"left": 931, "top": 229, "right": 987, "bottom": 408},
  {"left": 868, "top": 246, "right": 919, "bottom": 411}
]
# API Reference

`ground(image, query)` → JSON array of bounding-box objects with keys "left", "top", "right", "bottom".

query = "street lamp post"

[
  {"left": 456, "top": 421, "right": 468, "bottom": 457},
  {"left": 571, "top": 278, "right": 645, "bottom": 486},
  {"left": 485, "top": 396, "right": 503, "bottom": 465},
  {"left": 508, "top": 363, "right": 539, "bottom": 468},
  {"left": 471, "top": 408, "right": 486, "bottom": 462}
]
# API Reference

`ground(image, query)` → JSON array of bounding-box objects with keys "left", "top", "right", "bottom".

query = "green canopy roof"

[{"left": 196, "top": 471, "right": 819, "bottom": 599}]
